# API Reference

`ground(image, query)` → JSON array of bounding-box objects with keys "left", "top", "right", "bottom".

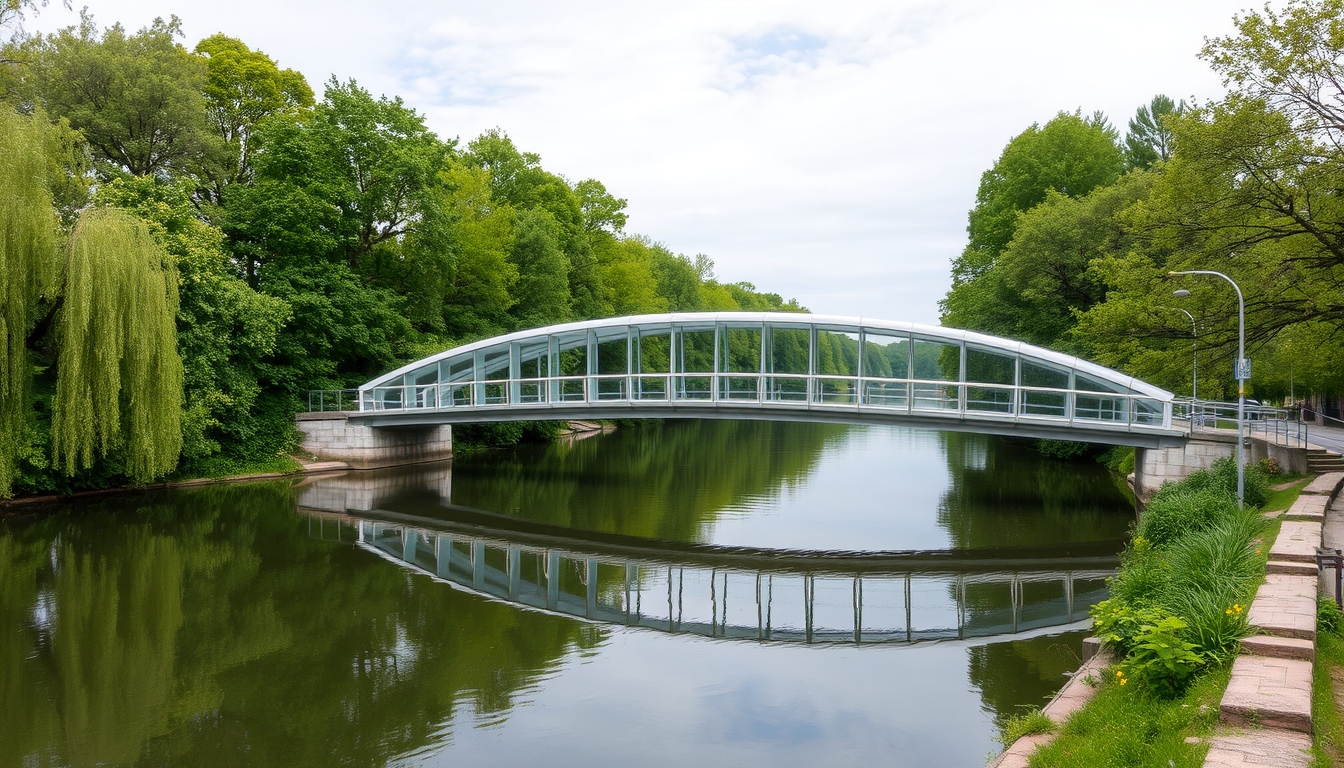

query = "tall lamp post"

[
  {"left": 1170, "top": 306, "right": 1197, "bottom": 402},
  {"left": 1170, "top": 270, "right": 1247, "bottom": 508}
]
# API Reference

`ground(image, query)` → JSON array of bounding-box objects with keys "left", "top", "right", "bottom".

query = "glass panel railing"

[
  {"left": 912, "top": 383, "right": 959, "bottom": 411},
  {"left": 721, "top": 376, "right": 760, "bottom": 400},
  {"left": 815, "top": 378, "right": 857, "bottom": 405},
  {"left": 765, "top": 376, "right": 808, "bottom": 402},
  {"left": 862, "top": 380, "right": 908, "bottom": 408},
  {"left": 634, "top": 375, "right": 668, "bottom": 401},
  {"left": 965, "top": 385, "right": 1013, "bottom": 414},
  {"left": 1075, "top": 394, "right": 1127, "bottom": 422},
  {"left": 1021, "top": 389, "right": 1066, "bottom": 417}
]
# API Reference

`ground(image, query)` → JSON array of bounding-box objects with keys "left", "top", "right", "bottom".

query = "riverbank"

[{"left": 992, "top": 459, "right": 1308, "bottom": 766}]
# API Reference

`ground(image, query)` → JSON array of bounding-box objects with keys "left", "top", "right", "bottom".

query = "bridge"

[
  {"left": 299, "top": 505, "right": 1116, "bottom": 647},
  {"left": 325, "top": 312, "right": 1184, "bottom": 448}
]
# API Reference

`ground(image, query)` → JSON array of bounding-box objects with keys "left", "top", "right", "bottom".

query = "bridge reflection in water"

[{"left": 297, "top": 468, "right": 1116, "bottom": 646}]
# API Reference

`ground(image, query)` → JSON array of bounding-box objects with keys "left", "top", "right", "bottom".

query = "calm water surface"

[{"left": 0, "top": 421, "right": 1134, "bottom": 767}]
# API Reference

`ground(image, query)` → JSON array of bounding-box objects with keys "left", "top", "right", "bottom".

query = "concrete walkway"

[{"left": 1205, "top": 472, "right": 1343, "bottom": 767}]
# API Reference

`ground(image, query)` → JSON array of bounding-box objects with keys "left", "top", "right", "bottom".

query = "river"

[{"left": 0, "top": 420, "right": 1134, "bottom": 767}]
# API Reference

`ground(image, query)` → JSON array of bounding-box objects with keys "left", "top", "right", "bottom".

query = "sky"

[{"left": 23, "top": 0, "right": 1249, "bottom": 325}]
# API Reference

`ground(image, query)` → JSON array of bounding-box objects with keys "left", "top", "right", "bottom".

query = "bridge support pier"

[
  {"left": 1134, "top": 434, "right": 1238, "bottom": 502},
  {"left": 297, "top": 412, "right": 452, "bottom": 469}
]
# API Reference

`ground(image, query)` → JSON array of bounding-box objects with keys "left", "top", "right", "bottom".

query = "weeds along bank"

[{"left": 1017, "top": 457, "right": 1277, "bottom": 766}]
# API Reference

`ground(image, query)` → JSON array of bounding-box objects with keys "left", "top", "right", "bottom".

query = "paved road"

[{"left": 1307, "top": 423, "right": 1344, "bottom": 454}]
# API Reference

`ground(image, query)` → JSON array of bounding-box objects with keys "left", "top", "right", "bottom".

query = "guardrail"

[
  {"left": 1172, "top": 397, "right": 1310, "bottom": 447},
  {"left": 307, "top": 389, "right": 360, "bottom": 413},
  {"left": 350, "top": 372, "right": 1172, "bottom": 430}
]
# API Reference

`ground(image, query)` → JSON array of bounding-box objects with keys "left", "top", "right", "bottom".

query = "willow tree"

[
  {"left": 0, "top": 109, "right": 60, "bottom": 495},
  {"left": 53, "top": 208, "right": 182, "bottom": 483}
]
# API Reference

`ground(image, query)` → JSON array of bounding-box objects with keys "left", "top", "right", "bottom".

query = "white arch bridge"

[{"left": 337, "top": 313, "right": 1185, "bottom": 448}]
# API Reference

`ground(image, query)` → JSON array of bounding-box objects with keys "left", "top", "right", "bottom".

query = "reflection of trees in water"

[
  {"left": 937, "top": 431, "right": 1134, "bottom": 550},
  {"left": 967, "top": 633, "right": 1088, "bottom": 727},
  {"left": 446, "top": 420, "right": 850, "bottom": 542},
  {"left": 0, "top": 482, "right": 596, "bottom": 767},
  {"left": 937, "top": 432, "right": 1131, "bottom": 726}
]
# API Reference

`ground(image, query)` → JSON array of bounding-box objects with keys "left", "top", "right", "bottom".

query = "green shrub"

[
  {"left": 1136, "top": 487, "right": 1240, "bottom": 546},
  {"left": 1092, "top": 600, "right": 1173, "bottom": 655},
  {"left": 1108, "top": 536, "right": 1169, "bottom": 606},
  {"left": 1124, "top": 615, "right": 1206, "bottom": 697},
  {"left": 1035, "top": 439, "right": 1090, "bottom": 459},
  {"left": 1161, "top": 516, "right": 1264, "bottom": 602},
  {"left": 1165, "top": 590, "right": 1249, "bottom": 661},
  {"left": 997, "top": 708, "right": 1056, "bottom": 745},
  {"left": 1320, "top": 599, "right": 1344, "bottom": 636},
  {"left": 1173, "top": 457, "right": 1270, "bottom": 508},
  {"left": 1098, "top": 445, "right": 1136, "bottom": 475}
]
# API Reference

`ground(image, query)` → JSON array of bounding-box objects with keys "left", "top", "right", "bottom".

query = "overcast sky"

[{"left": 26, "top": 1, "right": 1248, "bottom": 325}]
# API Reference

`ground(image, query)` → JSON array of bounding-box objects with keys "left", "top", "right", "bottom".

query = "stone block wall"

[
  {"left": 296, "top": 413, "right": 452, "bottom": 469},
  {"left": 1134, "top": 436, "right": 1235, "bottom": 501},
  {"left": 297, "top": 464, "right": 452, "bottom": 513}
]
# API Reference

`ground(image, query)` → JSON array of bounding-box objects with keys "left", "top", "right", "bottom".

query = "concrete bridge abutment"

[
  {"left": 297, "top": 412, "right": 452, "bottom": 469},
  {"left": 1133, "top": 434, "right": 1237, "bottom": 502}
]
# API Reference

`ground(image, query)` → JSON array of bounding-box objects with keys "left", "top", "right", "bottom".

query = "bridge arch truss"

[{"left": 355, "top": 313, "right": 1179, "bottom": 446}]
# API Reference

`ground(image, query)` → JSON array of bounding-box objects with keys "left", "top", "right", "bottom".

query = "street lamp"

[
  {"left": 1167, "top": 300, "right": 1197, "bottom": 402},
  {"left": 1169, "top": 271, "right": 1247, "bottom": 508}
]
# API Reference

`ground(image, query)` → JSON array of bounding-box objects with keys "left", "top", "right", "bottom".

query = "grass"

[
  {"left": 999, "top": 708, "right": 1057, "bottom": 746},
  {"left": 1027, "top": 665, "right": 1228, "bottom": 767},
  {"left": 1313, "top": 608, "right": 1344, "bottom": 767},
  {"left": 1262, "top": 476, "right": 1312, "bottom": 514}
]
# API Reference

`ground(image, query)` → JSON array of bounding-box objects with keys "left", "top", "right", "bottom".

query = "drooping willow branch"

[
  {"left": 53, "top": 208, "right": 182, "bottom": 483},
  {"left": 0, "top": 109, "right": 60, "bottom": 495}
]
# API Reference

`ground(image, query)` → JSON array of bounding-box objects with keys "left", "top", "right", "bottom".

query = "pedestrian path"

[{"left": 1205, "top": 472, "right": 1344, "bottom": 767}]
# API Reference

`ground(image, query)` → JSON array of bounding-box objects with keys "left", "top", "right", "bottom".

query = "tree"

[
  {"left": 193, "top": 34, "right": 313, "bottom": 203},
  {"left": 53, "top": 207, "right": 182, "bottom": 483},
  {"left": 1124, "top": 94, "right": 1186, "bottom": 170},
  {"left": 508, "top": 209, "right": 572, "bottom": 330},
  {"left": 950, "top": 110, "right": 1124, "bottom": 288},
  {"left": 23, "top": 13, "right": 216, "bottom": 178},
  {"left": 0, "top": 108, "right": 60, "bottom": 495}
]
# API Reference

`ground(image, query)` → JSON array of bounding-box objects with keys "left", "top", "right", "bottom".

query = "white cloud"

[{"left": 24, "top": 0, "right": 1245, "bottom": 324}]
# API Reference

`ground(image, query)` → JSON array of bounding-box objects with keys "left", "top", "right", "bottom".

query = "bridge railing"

[
  {"left": 308, "top": 389, "right": 361, "bottom": 412},
  {"left": 358, "top": 372, "right": 1169, "bottom": 429},
  {"left": 1172, "top": 397, "right": 1310, "bottom": 447}
]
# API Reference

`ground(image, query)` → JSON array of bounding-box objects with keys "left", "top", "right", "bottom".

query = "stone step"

[
  {"left": 1241, "top": 634, "right": 1314, "bottom": 662},
  {"left": 1300, "top": 471, "right": 1344, "bottom": 496},
  {"left": 1266, "top": 560, "right": 1317, "bottom": 577},
  {"left": 1219, "top": 655, "right": 1313, "bottom": 733},
  {"left": 1268, "top": 520, "right": 1323, "bottom": 564},
  {"left": 1248, "top": 573, "right": 1317, "bottom": 641},
  {"left": 1203, "top": 729, "right": 1312, "bottom": 768}
]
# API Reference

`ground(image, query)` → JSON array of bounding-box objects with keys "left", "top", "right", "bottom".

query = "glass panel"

[
  {"left": 815, "top": 330, "right": 859, "bottom": 376},
  {"left": 768, "top": 327, "right": 810, "bottom": 375},
  {"left": 862, "top": 332, "right": 908, "bottom": 379},
  {"left": 912, "top": 383, "right": 959, "bottom": 410},
  {"left": 864, "top": 381, "right": 907, "bottom": 407},
  {"left": 964, "top": 347, "right": 1014, "bottom": 386},
  {"left": 1074, "top": 372, "right": 1126, "bottom": 393},
  {"left": 1020, "top": 361, "right": 1068, "bottom": 389},
  {"left": 519, "top": 342, "right": 548, "bottom": 378},
  {"left": 638, "top": 332, "right": 671, "bottom": 373},
  {"left": 1132, "top": 398, "right": 1164, "bottom": 425},
  {"left": 1020, "top": 360, "right": 1068, "bottom": 417},
  {"left": 556, "top": 333, "right": 587, "bottom": 402},
  {"left": 817, "top": 378, "right": 856, "bottom": 404},
  {"left": 913, "top": 339, "right": 960, "bottom": 382},
  {"left": 596, "top": 336, "right": 627, "bottom": 400},
  {"left": 766, "top": 376, "right": 808, "bottom": 402},
  {"left": 677, "top": 329, "right": 715, "bottom": 400},
  {"left": 410, "top": 364, "right": 438, "bottom": 386},
  {"left": 966, "top": 385, "right": 1013, "bottom": 413},
  {"left": 721, "top": 328, "right": 762, "bottom": 373}
]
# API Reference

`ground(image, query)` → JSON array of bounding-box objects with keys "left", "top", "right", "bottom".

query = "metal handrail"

[
  {"left": 308, "top": 389, "right": 360, "bottom": 412},
  {"left": 353, "top": 372, "right": 1172, "bottom": 430},
  {"left": 1172, "top": 397, "right": 1310, "bottom": 447}
]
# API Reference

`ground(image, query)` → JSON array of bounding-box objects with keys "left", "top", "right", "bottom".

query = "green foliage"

[
  {"left": 54, "top": 208, "right": 183, "bottom": 483},
  {"left": 0, "top": 108, "right": 60, "bottom": 497},
  {"left": 1097, "top": 445, "right": 1135, "bottom": 475},
  {"left": 997, "top": 708, "right": 1056, "bottom": 746},
  {"left": 1320, "top": 599, "right": 1344, "bottom": 637},
  {"left": 1124, "top": 94, "right": 1186, "bottom": 170},
  {"left": 1106, "top": 536, "right": 1170, "bottom": 606},
  {"left": 1091, "top": 599, "right": 1172, "bottom": 656},
  {"left": 1123, "top": 615, "right": 1206, "bottom": 696},
  {"left": 1135, "top": 486, "right": 1241, "bottom": 546},
  {"left": 22, "top": 13, "right": 214, "bottom": 178},
  {"left": 1034, "top": 439, "right": 1090, "bottom": 459}
]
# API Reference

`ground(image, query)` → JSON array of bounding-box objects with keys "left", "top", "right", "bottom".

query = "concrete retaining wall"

[
  {"left": 297, "top": 413, "right": 452, "bottom": 469},
  {"left": 1247, "top": 438, "right": 1311, "bottom": 475},
  {"left": 1133, "top": 435, "right": 1236, "bottom": 501}
]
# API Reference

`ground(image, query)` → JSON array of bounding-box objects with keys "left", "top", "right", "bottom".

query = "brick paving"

[
  {"left": 1203, "top": 729, "right": 1312, "bottom": 767},
  {"left": 1220, "top": 656, "right": 1313, "bottom": 732},
  {"left": 1240, "top": 635, "right": 1314, "bottom": 662},
  {"left": 1248, "top": 574, "right": 1319, "bottom": 641},
  {"left": 1268, "top": 521, "right": 1323, "bottom": 564},
  {"left": 1284, "top": 494, "right": 1327, "bottom": 522}
]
